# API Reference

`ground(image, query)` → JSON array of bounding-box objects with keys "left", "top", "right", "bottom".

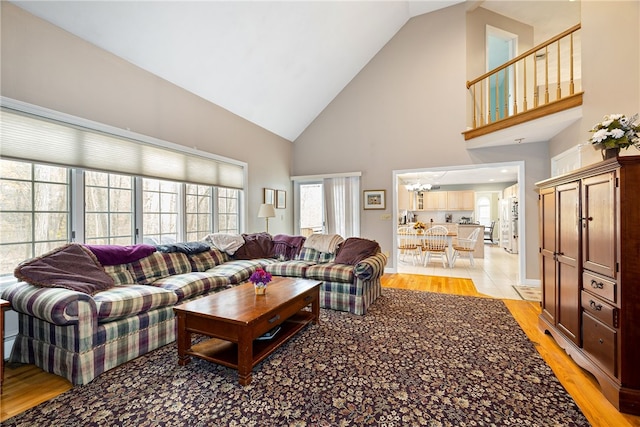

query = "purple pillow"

[
  {"left": 334, "top": 238, "right": 380, "bottom": 265},
  {"left": 233, "top": 233, "right": 274, "bottom": 260},
  {"left": 85, "top": 244, "right": 157, "bottom": 266}
]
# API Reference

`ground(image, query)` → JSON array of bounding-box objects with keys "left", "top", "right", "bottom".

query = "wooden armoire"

[{"left": 537, "top": 155, "right": 640, "bottom": 414}]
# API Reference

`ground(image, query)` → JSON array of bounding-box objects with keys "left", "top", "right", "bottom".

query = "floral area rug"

[{"left": 4, "top": 289, "right": 588, "bottom": 426}]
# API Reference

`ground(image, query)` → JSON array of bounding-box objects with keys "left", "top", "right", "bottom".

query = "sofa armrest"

[
  {"left": 1, "top": 282, "right": 97, "bottom": 326},
  {"left": 354, "top": 252, "right": 388, "bottom": 280}
]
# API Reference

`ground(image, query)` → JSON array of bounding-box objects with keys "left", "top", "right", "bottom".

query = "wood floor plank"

[{"left": 1, "top": 273, "right": 639, "bottom": 426}]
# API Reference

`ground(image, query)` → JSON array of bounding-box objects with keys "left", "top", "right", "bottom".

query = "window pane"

[
  {"left": 0, "top": 213, "right": 32, "bottom": 244},
  {"left": 85, "top": 171, "right": 133, "bottom": 244},
  {"left": 160, "top": 193, "right": 178, "bottom": 212},
  {"left": 217, "top": 188, "right": 239, "bottom": 233},
  {"left": 85, "top": 170, "right": 108, "bottom": 187},
  {"left": 0, "top": 243, "right": 31, "bottom": 275},
  {"left": 110, "top": 213, "right": 133, "bottom": 237},
  {"left": 86, "top": 187, "right": 108, "bottom": 211},
  {"left": 34, "top": 212, "right": 68, "bottom": 241},
  {"left": 85, "top": 213, "right": 108, "bottom": 239},
  {"left": 34, "top": 164, "right": 67, "bottom": 183},
  {"left": 0, "top": 181, "right": 32, "bottom": 211},
  {"left": 0, "top": 160, "right": 70, "bottom": 276},
  {"left": 35, "top": 182, "right": 68, "bottom": 211},
  {"left": 142, "top": 178, "right": 179, "bottom": 245},
  {"left": 186, "top": 184, "right": 212, "bottom": 238},
  {"left": 0, "top": 159, "right": 31, "bottom": 180},
  {"left": 144, "top": 213, "right": 160, "bottom": 235},
  {"left": 110, "top": 189, "right": 132, "bottom": 211}
]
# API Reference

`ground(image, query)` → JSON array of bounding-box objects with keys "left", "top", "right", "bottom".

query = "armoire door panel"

[
  {"left": 555, "top": 182, "right": 581, "bottom": 344},
  {"left": 582, "top": 172, "right": 616, "bottom": 278}
]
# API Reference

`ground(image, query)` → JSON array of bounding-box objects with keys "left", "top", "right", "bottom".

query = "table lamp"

[{"left": 258, "top": 203, "right": 275, "bottom": 233}]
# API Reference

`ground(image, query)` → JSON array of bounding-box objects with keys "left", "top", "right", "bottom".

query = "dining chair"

[
  {"left": 452, "top": 227, "right": 481, "bottom": 267},
  {"left": 483, "top": 221, "right": 496, "bottom": 244},
  {"left": 397, "top": 226, "right": 420, "bottom": 265},
  {"left": 422, "top": 225, "right": 449, "bottom": 268}
]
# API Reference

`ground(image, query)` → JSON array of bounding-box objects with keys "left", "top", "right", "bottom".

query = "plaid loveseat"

[{"left": 2, "top": 236, "right": 387, "bottom": 385}]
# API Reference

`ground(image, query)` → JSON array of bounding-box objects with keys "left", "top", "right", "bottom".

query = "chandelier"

[{"left": 406, "top": 183, "right": 432, "bottom": 192}]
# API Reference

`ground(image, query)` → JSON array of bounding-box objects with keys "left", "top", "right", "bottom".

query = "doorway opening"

[
  {"left": 393, "top": 161, "right": 526, "bottom": 290},
  {"left": 486, "top": 25, "right": 518, "bottom": 121}
]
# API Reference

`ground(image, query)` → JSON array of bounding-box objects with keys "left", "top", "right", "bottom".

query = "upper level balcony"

[{"left": 464, "top": 24, "right": 583, "bottom": 149}]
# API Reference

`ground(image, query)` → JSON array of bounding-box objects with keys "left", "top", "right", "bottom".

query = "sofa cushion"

[
  {"left": 189, "top": 249, "right": 229, "bottom": 272},
  {"left": 334, "top": 237, "right": 380, "bottom": 265},
  {"left": 103, "top": 264, "right": 136, "bottom": 286},
  {"left": 304, "top": 263, "right": 354, "bottom": 283},
  {"left": 206, "top": 260, "right": 262, "bottom": 284},
  {"left": 129, "top": 252, "right": 192, "bottom": 285},
  {"left": 319, "top": 251, "right": 336, "bottom": 263},
  {"left": 93, "top": 284, "right": 179, "bottom": 322},
  {"left": 296, "top": 247, "right": 320, "bottom": 262},
  {"left": 265, "top": 260, "right": 316, "bottom": 277},
  {"left": 152, "top": 272, "right": 232, "bottom": 301},
  {"left": 233, "top": 232, "right": 274, "bottom": 260}
]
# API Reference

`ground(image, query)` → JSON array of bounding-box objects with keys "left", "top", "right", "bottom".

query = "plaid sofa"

[{"left": 2, "top": 239, "right": 387, "bottom": 385}]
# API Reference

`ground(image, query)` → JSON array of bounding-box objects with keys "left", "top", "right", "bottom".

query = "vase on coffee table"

[{"left": 254, "top": 282, "right": 267, "bottom": 295}]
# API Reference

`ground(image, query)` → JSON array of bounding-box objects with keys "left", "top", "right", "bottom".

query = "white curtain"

[{"left": 323, "top": 176, "right": 360, "bottom": 237}]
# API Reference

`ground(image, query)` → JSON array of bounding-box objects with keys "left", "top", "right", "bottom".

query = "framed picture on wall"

[
  {"left": 363, "top": 190, "right": 385, "bottom": 210},
  {"left": 263, "top": 188, "right": 275, "bottom": 205},
  {"left": 276, "top": 190, "right": 286, "bottom": 209}
]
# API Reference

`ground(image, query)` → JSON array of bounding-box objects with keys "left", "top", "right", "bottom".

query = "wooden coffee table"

[{"left": 173, "top": 276, "right": 321, "bottom": 385}]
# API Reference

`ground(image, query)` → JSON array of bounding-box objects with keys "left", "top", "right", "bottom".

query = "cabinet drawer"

[
  {"left": 583, "top": 271, "right": 617, "bottom": 304},
  {"left": 253, "top": 291, "right": 316, "bottom": 336},
  {"left": 582, "top": 312, "right": 617, "bottom": 378},
  {"left": 581, "top": 291, "right": 618, "bottom": 328}
]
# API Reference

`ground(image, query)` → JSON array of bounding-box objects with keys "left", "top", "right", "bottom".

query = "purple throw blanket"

[
  {"left": 14, "top": 243, "right": 115, "bottom": 295},
  {"left": 84, "top": 244, "right": 156, "bottom": 266},
  {"left": 273, "top": 234, "right": 306, "bottom": 260}
]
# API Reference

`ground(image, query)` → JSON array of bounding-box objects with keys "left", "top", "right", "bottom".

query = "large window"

[
  {"left": 142, "top": 178, "right": 179, "bottom": 245},
  {"left": 0, "top": 159, "right": 242, "bottom": 279},
  {"left": 85, "top": 171, "right": 134, "bottom": 245},
  {"left": 0, "top": 160, "right": 69, "bottom": 275},
  {"left": 218, "top": 188, "right": 239, "bottom": 234},
  {"left": 186, "top": 184, "right": 212, "bottom": 242}
]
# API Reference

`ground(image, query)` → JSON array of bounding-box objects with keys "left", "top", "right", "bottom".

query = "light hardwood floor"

[{"left": 1, "top": 273, "right": 639, "bottom": 425}]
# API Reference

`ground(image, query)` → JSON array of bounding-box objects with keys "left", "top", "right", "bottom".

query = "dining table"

[{"left": 399, "top": 229, "right": 458, "bottom": 268}]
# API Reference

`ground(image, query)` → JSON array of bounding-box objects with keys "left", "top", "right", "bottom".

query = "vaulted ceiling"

[
  {"left": 11, "top": 1, "right": 578, "bottom": 145},
  {"left": 10, "top": 0, "right": 580, "bottom": 186},
  {"left": 12, "top": 1, "right": 466, "bottom": 141}
]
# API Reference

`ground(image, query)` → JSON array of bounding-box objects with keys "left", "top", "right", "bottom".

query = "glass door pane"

[{"left": 299, "top": 182, "right": 324, "bottom": 236}]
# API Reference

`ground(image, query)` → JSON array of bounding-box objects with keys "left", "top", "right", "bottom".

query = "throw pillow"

[
  {"left": 233, "top": 232, "right": 274, "bottom": 260},
  {"left": 334, "top": 237, "right": 380, "bottom": 265}
]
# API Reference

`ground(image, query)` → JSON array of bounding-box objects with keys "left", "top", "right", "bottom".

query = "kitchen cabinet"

[
  {"left": 398, "top": 187, "right": 412, "bottom": 211},
  {"left": 536, "top": 155, "right": 640, "bottom": 414},
  {"left": 413, "top": 191, "right": 473, "bottom": 211},
  {"left": 447, "top": 191, "right": 475, "bottom": 210},
  {"left": 424, "top": 192, "right": 447, "bottom": 210}
]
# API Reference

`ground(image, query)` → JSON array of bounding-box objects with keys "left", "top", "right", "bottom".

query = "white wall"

[
  {"left": 0, "top": 2, "right": 294, "bottom": 236},
  {"left": 292, "top": 3, "right": 549, "bottom": 281},
  {"left": 550, "top": 1, "right": 640, "bottom": 165}
]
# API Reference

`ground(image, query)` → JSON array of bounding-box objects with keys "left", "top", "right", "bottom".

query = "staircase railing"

[{"left": 464, "top": 24, "right": 583, "bottom": 140}]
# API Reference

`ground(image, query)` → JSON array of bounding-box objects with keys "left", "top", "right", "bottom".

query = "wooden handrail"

[
  {"left": 467, "top": 24, "right": 581, "bottom": 88},
  {"left": 464, "top": 24, "right": 583, "bottom": 140}
]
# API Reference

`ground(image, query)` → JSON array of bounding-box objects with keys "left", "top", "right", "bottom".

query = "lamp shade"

[{"left": 258, "top": 203, "right": 276, "bottom": 218}]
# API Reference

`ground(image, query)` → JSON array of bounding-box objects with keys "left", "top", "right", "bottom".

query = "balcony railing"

[{"left": 463, "top": 24, "right": 583, "bottom": 140}]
